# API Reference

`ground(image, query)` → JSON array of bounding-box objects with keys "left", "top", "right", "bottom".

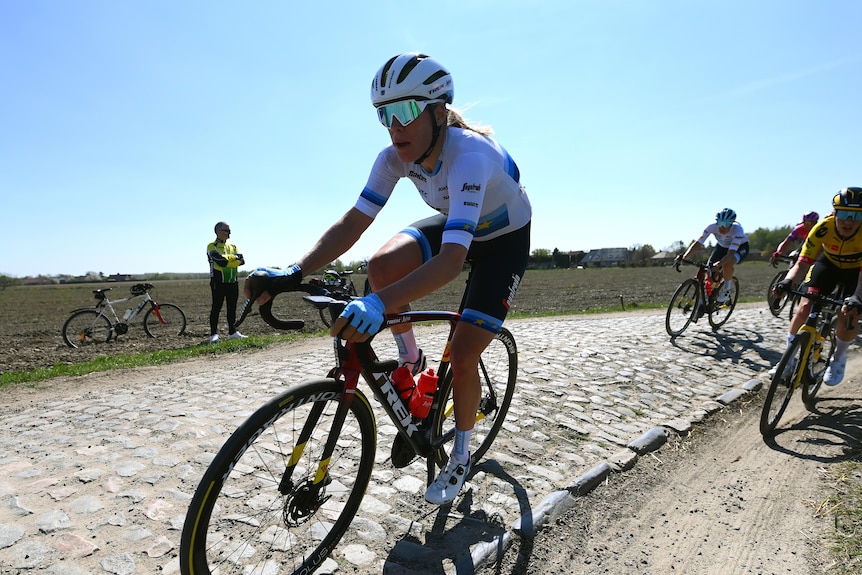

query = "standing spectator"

[{"left": 207, "top": 222, "right": 246, "bottom": 343}]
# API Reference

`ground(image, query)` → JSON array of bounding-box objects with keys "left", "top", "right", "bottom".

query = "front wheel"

[
  {"left": 179, "top": 379, "right": 377, "bottom": 575},
  {"left": 666, "top": 279, "right": 699, "bottom": 337},
  {"left": 760, "top": 332, "right": 808, "bottom": 435},
  {"left": 62, "top": 310, "right": 112, "bottom": 348},
  {"left": 430, "top": 328, "right": 517, "bottom": 475},
  {"left": 143, "top": 303, "right": 187, "bottom": 338},
  {"left": 708, "top": 277, "right": 739, "bottom": 330}
]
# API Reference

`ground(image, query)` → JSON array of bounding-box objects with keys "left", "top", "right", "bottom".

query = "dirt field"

[{"left": 1, "top": 263, "right": 781, "bottom": 377}]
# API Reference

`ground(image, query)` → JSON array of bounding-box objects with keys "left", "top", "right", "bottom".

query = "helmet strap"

[{"left": 414, "top": 105, "right": 443, "bottom": 166}]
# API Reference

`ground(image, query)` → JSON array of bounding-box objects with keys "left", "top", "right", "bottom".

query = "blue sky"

[{"left": 2, "top": 1, "right": 860, "bottom": 277}]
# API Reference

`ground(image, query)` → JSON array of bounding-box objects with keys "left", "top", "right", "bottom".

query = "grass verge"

[
  {"left": 818, "top": 460, "right": 862, "bottom": 574},
  {"left": 0, "top": 333, "right": 310, "bottom": 388}
]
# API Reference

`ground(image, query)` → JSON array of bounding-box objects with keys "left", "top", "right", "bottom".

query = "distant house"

[
  {"left": 108, "top": 273, "right": 135, "bottom": 282},
  {"left": 651, "top": 251, "right": 676, "bottom": 266},
  {"left": 579, "top": 247, "right": 630, "bottom": 268}
]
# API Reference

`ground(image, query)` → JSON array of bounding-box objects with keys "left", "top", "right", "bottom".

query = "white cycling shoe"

[
  {"left": 425, "top": 456, "right": 471, "bottom": 505},
  {"left": 823, "top": 355, "right": 846, "bottom": 386}
]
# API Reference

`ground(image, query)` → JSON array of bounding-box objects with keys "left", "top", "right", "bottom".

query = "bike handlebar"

[{"left": 238, "top": 279, "right": 400, "bottom": 373}]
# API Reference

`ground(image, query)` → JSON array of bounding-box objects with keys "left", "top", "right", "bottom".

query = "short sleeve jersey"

[
  {"left": 787, "top": 223, "right": 810, "bottom": 243},
  {"left": 800, "top": 215, "right": 862, "bottom": 270},
  {"left": 354, "top": 127, "right": 532, "bottom": 249},
  {"left": 696, "top": 222, "right": 749, "bottom": 250}
]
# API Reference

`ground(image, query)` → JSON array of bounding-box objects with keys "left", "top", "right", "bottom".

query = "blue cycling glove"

[
  {"left": 254, "top": 264, "right": 301, "bottom": 278},
  {"left": 249, "top": 264, "right": 302, "bottom": 295},
  {"left": 340, "top": 293, "right": 386, "bottom": 335}
]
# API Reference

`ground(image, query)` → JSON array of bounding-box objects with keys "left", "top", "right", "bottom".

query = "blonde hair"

[{"left": 446, "top": 108, "right": 494, "bottom": 136}]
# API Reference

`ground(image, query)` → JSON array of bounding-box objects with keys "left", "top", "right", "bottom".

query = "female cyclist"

[
  {"left": 770, "top": 211, "right": 819, "bottom": 263},
  {"left": 772, "top": 188, "right": 862, "bottom": 385},
  {"left": 676, "top": 208, "right": 750, "bottom": 303},
  {"left": 246, "top": 53, "right": 532, "bottom": 505}
]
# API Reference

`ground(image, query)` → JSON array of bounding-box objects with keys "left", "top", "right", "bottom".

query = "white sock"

[
  {"left": 833, "top": 336, "right": 853, "bottom": 361},
  {"left": 452, "top": 428, "right": 472, "bottom": 465},
  {"left": 393, "top": 330, "right": 419, "bottom": 364},
  {"left": 785, "top": 332, "right": 795, "bottom": 349}
]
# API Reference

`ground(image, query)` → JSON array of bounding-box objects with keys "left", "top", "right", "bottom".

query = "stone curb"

[{"left": 469, "top": 381, "right": 757, "bottom": 573}]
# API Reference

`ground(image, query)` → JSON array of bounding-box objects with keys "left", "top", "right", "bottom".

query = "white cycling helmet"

[{"left": 370, "top": 53, "right": 454, "bottom": 107}]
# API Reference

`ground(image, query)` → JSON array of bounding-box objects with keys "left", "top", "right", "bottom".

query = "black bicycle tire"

[
  {"left": 760, "top": 332, "right": 808, "bottom": 435},
  {"left": 802, "top": 315, "right": 836, "bottom": 406},
  {"left": 429, "top": 327, "right": 518, "bottom": 473},
  {"left": 708, "top": 277, "right": 739, "bottom": 330},
  {"left": 62, "top": 309, "right": 112, "bottom": 348},
  {"left": 179, "top": 378, "right": 377, "bottom": 575},
  {"left": 143, "top": 303, "right": 187, "bottom": 338},
  {"left": 665, "top": 279, "right": 699, "bottom": 337},
  {"left": 767, "top": 270, "right": 788, "bottom": 317},
  {"left": 318, "top": 306, "right": 332, "bottom": 328}
]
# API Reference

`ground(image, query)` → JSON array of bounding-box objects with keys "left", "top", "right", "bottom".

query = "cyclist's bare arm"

[{"left": 242, "top": 208, "right": 373, "bottom": 304}]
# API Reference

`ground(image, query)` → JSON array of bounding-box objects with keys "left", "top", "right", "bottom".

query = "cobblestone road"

[{"left": 0, "top": 305, "right": 802, "bottom": 574}]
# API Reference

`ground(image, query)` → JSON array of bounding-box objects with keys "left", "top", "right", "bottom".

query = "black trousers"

[{"left": 210, "top": 280, "right": 239, "bottom": 335}]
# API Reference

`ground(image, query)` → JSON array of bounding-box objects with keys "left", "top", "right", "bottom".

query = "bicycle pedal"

[{"left": 390, "top": 433, "right": 418, "bottom": 468}]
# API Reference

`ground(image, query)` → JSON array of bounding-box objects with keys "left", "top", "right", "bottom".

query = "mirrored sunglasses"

[
  {"left": 835, "top": 209, "right": 862, "bottom": 222},
  {"left": 375, "top": 99, "right": 440, "bottom": 128}
]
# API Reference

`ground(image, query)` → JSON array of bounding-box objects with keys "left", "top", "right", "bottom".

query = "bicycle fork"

[
  {"left": 276, "top": 368, "right": 360, "bottom": 525},
  {"left": 788, "top": 324, "right": 818, "bottom": 389}
]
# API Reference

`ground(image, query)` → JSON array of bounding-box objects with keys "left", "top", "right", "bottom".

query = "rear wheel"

[
  {"left": 708, "top": 277, "right": 739, "bottom": 330},
  {"left": 430, "top": 328, "right": 518, "bottom": 477},
  {"left": 62, "top": 310, "right": 112, "bottom": 348},
  {"left": 665, "top": 279, "right": 699, "bottom": 337},
  {"left": 767, "top": 270, "right": 789, "bottom": 317},
  {"left": 760, "top": 332, "right": 807, "bottom": 435},
  {"left": 143, "top": 303, "right": 187, "bottom": 338},
  {"left": 179, "top": 379, "right": 377, "bottom": 575}
]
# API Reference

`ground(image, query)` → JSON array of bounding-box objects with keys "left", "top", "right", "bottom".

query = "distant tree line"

[
  {"left": 0, "top": 225, "right": 797, "bottom": 286},
  {"left": 529, "top": 224, "right": 793, "bottom": 269}
]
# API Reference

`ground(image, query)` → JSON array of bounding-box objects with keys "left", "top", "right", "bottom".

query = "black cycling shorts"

[
  {"left": 708, "top": 242, "right": 750, "bottom": 266},
  {"left": 401, "top": 214, "right": 531, "bottom": 334},
  {"left": 803, "top": 254, "right": 860, "bottom": 298}
]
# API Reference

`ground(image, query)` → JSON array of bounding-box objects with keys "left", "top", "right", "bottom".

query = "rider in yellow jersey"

[{"left": 772, "top": 187, "right": 862, "bottom": 385}]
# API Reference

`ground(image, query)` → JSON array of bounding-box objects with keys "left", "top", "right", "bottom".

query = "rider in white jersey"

[
  {"left": 678, "top": 208, "right": 750, "bottom": 303},
  {"left": 357, "top": 126, "right": 532, "bottom": 249},
  {"left": 246, "top": 53, "right": 532, "bottom": 507}
]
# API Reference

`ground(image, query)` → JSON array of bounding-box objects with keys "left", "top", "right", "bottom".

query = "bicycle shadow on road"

[
  {"left": 383, "top": 459, "right": 532, "bottom": 574},
  {"left": 669, "top": 324, "right": 781, "bottom": 374},
  {"left": 762, "top": 398, "right": 862, "bottom": 463}
]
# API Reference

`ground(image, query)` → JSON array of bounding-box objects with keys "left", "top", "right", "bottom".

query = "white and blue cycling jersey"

[
  {"left": 355, "top": 127, "right": 532, "bottom": 249},
  {"left": 697, "top": 222, "right": 749, "bottom": 251}
]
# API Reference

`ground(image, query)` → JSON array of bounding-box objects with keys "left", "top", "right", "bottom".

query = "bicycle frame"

[
  {"left": 786, "top": 291, "right": 844, "bottom": 386},
  {"left": 281, "top": 307, "right": 462, "bottom": 498}
]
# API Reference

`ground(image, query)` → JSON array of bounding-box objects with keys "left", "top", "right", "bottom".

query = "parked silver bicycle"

[{"left": 62, "top": 283, "right": 186, "bottom": 348}]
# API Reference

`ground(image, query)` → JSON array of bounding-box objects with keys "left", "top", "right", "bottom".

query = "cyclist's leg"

[
  {"left": 825, "top": 268, "right": 860, "bottom": 385},
  {"left": 367, "top": 215, "right": 445, "bottom": 368},
  {"left": 426, "top": 222, "right": 529, "bottom": 504}
]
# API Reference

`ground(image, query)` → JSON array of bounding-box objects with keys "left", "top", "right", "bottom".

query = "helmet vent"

[
  {"left": 424, "top": 70, "right": 448, "bottom": 85},
  {"left": 397, "top": 54, "right": 426, "bottom": 84}
]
